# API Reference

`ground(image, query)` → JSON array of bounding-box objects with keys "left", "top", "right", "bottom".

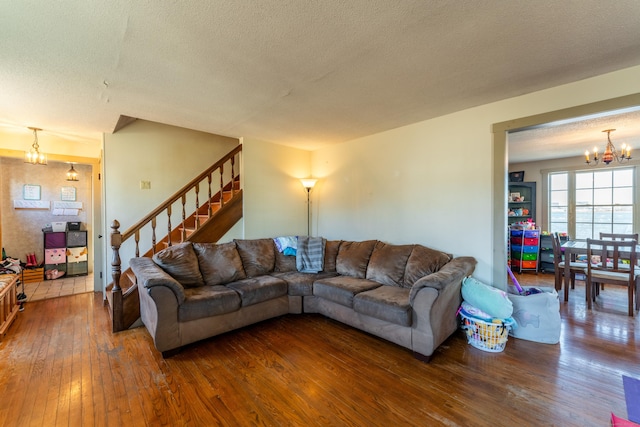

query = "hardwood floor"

[{"left": 0, "top": 272, "right": 638, "bottom": 426}]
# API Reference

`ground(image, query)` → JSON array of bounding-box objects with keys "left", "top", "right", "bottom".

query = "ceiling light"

[
  {"left": 66, "top": 163, "right": 79, "bottom": 181},
  {"left": 24, "top": 127, "right": 47, "bottom": 165},
  {"left": 584, "top": 129, "right": 631, "bottom": 165}
]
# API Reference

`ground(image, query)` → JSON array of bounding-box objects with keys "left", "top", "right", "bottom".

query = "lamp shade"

[{"left": 300, "top": 178, "right": 317, "bottom": 190}]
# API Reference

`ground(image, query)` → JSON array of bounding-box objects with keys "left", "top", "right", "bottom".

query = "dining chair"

[
  {"left": 597, "top": 233, "right": 639, "bottom": 290},
  {"left": 585, "top": 238, "right": 639, "bottom": 316},
  {"left": 599, "top": 232, "right": 639, "bottom": 241},
  {"left": 551, "top": 232, "right": 588, "bottom": 302}
]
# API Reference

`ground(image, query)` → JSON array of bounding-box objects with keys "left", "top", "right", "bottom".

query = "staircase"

[{"left": 107, "top": 145, "right": 243, "bottom": 332}]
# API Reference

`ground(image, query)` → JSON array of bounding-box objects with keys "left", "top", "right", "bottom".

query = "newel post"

[{"left": 111, "top": 220, "right": 124, "bottom": 332}]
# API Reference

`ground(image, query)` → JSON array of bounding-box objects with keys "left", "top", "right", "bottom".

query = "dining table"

[{"left": 560, "top": 239, "right": 640, "bottom": 305}]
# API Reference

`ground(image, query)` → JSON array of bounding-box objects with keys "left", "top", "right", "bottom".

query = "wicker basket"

[{"left": 460, "top": 310, "right": 513, "bottom": 353}]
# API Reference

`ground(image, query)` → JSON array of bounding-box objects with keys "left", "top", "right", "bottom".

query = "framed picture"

[
  {"left": 23, "top": 184, "right": 41, "bottom": 200},
  {"left": 509, "top": 171, "right": 525, "bottom": 182},
  {"left": 61, "top": 186, "right": 77, "bottom": 201}
]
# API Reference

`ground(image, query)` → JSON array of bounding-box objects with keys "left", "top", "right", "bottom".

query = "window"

[{"left": 548, "top": 167, "right": 635, "bottom": 239}]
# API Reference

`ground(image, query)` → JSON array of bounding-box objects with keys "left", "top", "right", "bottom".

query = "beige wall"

[
  {"left": 312, "top": 65, "right": 640, "bottom": 286},
  {"left": 103, "top": 120, "right": 240, "bottom": 281},
  {"left": 241, "top": 137, "right": 312, "bottom": 238}
]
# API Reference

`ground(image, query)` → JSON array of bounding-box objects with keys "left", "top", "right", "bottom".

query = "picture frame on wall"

[
  {"left": 61, "top": 186, "right": 77, "bottom": 201},
  {"left": 23, "top": 184, "right": 41, "bottom": 200},
  {"left": 509, "top": 171, "right": 525, "bottom": 182}
]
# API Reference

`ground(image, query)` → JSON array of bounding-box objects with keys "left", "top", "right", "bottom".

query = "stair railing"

[{"left": 109, "top": 144, "right": 242, "bottom": 306}]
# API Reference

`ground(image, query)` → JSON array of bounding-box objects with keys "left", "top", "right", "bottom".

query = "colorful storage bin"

[
  {"left": 510, "top": 237, "right": 539, "bottom": 246},
  {"left": 511, "top": 259, "right": 537, "bottom": 269}
]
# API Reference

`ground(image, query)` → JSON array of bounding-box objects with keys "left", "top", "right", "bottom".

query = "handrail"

[
  {"left": 121, "top": 144, "right": 242, "bottom": 242},
  {"left": 110, "top": 144, "right": 242, "bottom": 299}
]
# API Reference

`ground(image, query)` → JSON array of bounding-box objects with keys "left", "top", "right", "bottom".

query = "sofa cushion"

[
  {"left": 152, "top": 242, "right": 205, "bottom": 288},
  {"left": 366, "top": 242, "right": 414, "bottom": 287},
  {"left": 313, "top": 276, "right": 381, "bottom": 307},
  {"left": 178, "top": 285, "right": 241, "bottom": 322},
  {"left": 274, "top": 242, "right": 297, "bottom": 272},
  {"left": 354, "top": 286, "right": 412, "bottom": 326},
  {"left": 226, "top": 275, "right": 288, "bottom": 307},
  {"left": 193, "top": 242, "right": 246, "bottom": 286},
  {"left": 271, "top": 271, "right": 339, "bottom": 296},
  {"left": 234, "top": 238, "right": 276, "bottom": 277},
  {"left": 335, "top": 240, "right": 377, "bottom": 278},
  {"left": 323, "top": 240, "right": 342, "bottom": 273},
  {"left": 403, "top": 245, "right": 452, "bottom": 288}
]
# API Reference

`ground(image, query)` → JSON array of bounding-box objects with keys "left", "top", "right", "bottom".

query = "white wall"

[
  {"left": 312, "top": 65, "right": 640, "bottom": 285},
  {"left": 241, "top": 137, "right": 312, "bottom": 238}
]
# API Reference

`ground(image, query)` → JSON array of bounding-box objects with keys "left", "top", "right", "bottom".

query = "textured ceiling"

[{"left": 2, "top": 1, "right": 640, "bottom": 152}]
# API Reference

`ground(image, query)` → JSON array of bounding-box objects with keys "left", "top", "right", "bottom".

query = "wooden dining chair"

[
  {"left": 597, "top": 233, "right": 639, "bottom": 290},
  {"left": 551, "top": 232, "right": 587, "bottom": 302},
  {"left": 585, "top": 238, "right": 639, "bottom": 316}
]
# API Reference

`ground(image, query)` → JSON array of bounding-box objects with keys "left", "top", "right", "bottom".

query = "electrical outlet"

[{"left": 140, "top": 180, "right": 151, "bottom": 190}]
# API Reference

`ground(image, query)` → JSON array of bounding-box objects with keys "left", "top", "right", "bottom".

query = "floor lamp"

[{"left": 300, "top": 178, "right": 317, "bottom": 236}]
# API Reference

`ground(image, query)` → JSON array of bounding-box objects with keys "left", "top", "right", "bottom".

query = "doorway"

[{"left": 492, "top": 93, "right": 640, "bottom": 290}]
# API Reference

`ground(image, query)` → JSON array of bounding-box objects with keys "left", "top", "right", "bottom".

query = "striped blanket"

[{"left": 296, "top": 236, "right": 325, "bottom": 273}]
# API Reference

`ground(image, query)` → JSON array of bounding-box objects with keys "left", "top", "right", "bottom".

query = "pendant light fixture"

[
  {"left": 24, "top": 127, "right": 47, "bottom": 165},
  {"left": 66, "top": 163, "right": 79, "bottom": 181}
]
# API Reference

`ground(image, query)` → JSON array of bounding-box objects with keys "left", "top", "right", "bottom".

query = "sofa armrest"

[
  {"left": 130, "top": 257, "right": 186, "bottom": 304},
  {"left": 409, "top": 256, "right": 477, "bottom": 305}
]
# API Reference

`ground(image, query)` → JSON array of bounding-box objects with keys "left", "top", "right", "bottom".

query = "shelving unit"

[
  {"left": 509, "top": 227, "right": 540, "bottom": 273},
  {"left": 508, "top": 182, "right": 536, "bottom": 226},
  {"left": 539, "top": 233, "right": 568, "bottom": 273},
  {"left": 44, "top": 226, "right": 88, "bottom": 279}
]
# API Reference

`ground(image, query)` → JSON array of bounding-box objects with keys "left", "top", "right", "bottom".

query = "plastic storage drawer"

[{"left": 511, "top": 259, "right": 537, "bottom": 269}]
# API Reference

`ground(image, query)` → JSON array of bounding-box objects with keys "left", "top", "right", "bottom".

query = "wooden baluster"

[
  {"left": 151, "top": 217, "right": 157, "bottom": 254},
  {"left": 110, "top": 220, "right": 124, "bottom": 332},
  {"left": 134, "top": 230, "right": 140, "bottom": 258},
  {"left": 181, "top": 194, "right": 187, "bottom": 242},
  {"left": 207, "top": 174, "right": 213, "bottom": 217},
  {"left": 219, "top": 164, "right": 225, "bottom": 207},
  {"left": 166, "top": 205, "right": 172, "bottom": 246},
  {"left": 194, "top": 183, "right": 200, "bottom": 229},
  {"left": 230, "top": 155, "right": 236, "bottom": 197}
]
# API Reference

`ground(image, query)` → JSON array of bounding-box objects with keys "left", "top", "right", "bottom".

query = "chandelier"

[
  {"left": 24, "top": 127, "right": 47, "bottom": 165},
  {"left": 585, "top": 129, "right": 631, "bottom": 165}
]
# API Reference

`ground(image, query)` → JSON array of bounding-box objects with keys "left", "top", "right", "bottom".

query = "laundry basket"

[{"left": 460, "top": 309, "right": 514, "bottom": 353}]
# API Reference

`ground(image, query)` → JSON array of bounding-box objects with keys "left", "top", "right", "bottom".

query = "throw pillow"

[
  {"left": 192, "top": 242, "right": 246, "bottom": 286},
  {"left": 152, "top": 242, "right": 205, "bottom": 288},
  {"left": 234, "top": 238, "right": 276, "bottom": 277},
  {"left": 336, "top": 240, "right": 377, "bottom": 278}
]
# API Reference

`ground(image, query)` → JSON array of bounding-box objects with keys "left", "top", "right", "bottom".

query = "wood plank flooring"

[{"left": 0, "top": 272, "right": 638, "bottom": 426}]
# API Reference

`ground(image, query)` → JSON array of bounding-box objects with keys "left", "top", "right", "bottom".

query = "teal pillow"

[{"left": 461, "top": 277, "right": 513, "bottom": 318}]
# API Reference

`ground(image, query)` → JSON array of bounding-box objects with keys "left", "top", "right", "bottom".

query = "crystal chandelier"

[
  {"left": 585, "top": 129, "right": 631, "bottom": 165},
  {"left": 24, "top": 127, "right": 47, "bottom": 165}
]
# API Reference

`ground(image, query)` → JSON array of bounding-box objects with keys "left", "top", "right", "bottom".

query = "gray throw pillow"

[{"left": 152, "top": 242, "right": 205, "bottom": 288}]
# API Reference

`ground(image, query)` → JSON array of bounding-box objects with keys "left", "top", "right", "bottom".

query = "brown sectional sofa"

[{"left": 130, "top": 238, "right": 476, "bottom": 360}]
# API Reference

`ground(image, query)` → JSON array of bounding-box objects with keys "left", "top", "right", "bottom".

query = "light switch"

[{"left": 140, "top": 180, "right": 151, "bottom": 190}]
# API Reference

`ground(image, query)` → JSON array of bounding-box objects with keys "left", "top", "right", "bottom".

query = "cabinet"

[
  {"left": 508, "top": 182, "right": 536, "bottom": 226},
  {"left": 44, "top": 229, "right": 88, "bottom": 278},
  {"left": 509, "top": 227, "right": 540, "bottom": 273}
]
